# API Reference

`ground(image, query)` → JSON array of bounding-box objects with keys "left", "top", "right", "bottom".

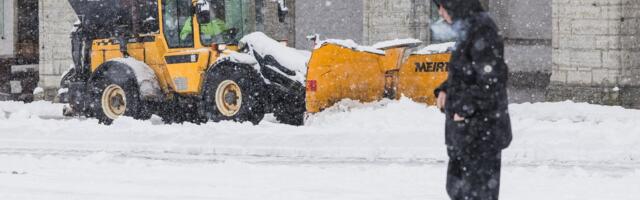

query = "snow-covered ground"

[{"left": 0, "top": 99, "right": 639, "bottom": 199}]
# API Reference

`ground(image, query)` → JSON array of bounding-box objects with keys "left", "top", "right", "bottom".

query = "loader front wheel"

[{"left": 204, "top": 65, "right": 265, "bottom": 125}]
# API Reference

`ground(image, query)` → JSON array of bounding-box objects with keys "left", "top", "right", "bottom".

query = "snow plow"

[
  {"left": 59, "top": 0, "right": 451, "bottom": 126},
  {"left": 305, "top": 39, "right": 452, "bottom": 113}
]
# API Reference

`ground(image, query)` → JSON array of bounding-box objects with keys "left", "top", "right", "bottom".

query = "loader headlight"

[
  {"left": 238, "top": 41, "right": 247, "bottom": 52},
  {"left": 218, "top": 44, "right": 227, "bottom": 51}
]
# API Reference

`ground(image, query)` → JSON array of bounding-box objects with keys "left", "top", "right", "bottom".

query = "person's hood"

[{"left": 433, "top": 0, "right": 485, "bottom": 20}]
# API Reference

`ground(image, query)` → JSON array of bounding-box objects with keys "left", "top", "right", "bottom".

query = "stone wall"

[
  {"left": 362, "top": 0, "right": 431, "bottom": 45},
  {"left": 38, "top": 0, "right": 77, "bottom": 100},
  {"left": 548, "top": 0, "right": 640, "bottom": 108}
]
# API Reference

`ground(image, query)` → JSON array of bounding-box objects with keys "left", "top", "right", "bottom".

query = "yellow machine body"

[
  {"left": 89, "top": 0, "right": 223, "bottom": 96},
  {"left": 306, "top": 43, "right": 450, "bottom": 113}
]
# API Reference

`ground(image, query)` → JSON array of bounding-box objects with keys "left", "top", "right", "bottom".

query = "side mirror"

[
  {"left": 277, "top": 1, "right": 288, "bottom": 23},
  {"left": 142, "top": 17, "right": 159, "bottom": 33},
  {"left": 195, "top": 0, "right": 211, "bottom": 24}
]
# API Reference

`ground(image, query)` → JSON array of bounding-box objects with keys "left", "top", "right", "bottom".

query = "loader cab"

[
  {"left": 161, "top": 0, "right": 196, "bottom": 48},
  {"left": 162, "top": 0, "right": 246, "bottom": 49}
]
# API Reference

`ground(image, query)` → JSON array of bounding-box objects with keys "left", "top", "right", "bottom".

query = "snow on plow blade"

[{"left": 305, "top": 40, "right": 452, "bottom": 113}]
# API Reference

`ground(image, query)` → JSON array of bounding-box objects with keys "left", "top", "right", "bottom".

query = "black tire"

[
  {"left": 273, "top": 93, "right": 306, "bottom": 126},
  {"left": 203, "top": 64, "right": 265, "bottom": 125},
  {"left": 89, "top": 64, "right": 150, "bottom": 125},
  {"left": 156, "top": 101, "right": 208, "bottom": 125},
  {"left": 274, "top": 109, "right": 305, "bottom": 126}
]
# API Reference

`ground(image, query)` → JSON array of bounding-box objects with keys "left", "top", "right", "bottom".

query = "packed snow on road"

[{"left": 0, "top": 99, "right": 639, "bottom": 199}]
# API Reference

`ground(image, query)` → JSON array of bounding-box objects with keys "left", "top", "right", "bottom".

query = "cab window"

[
  {"left": 198, "top": 0, "right": 244, "bottom": 45},
  {"left": 163, "top": 0, "right": 194, "bottom": 48}
]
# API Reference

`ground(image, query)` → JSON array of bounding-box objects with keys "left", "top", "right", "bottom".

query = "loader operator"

[
  {"left": 432, "top": 0, "right": 513, "bottom": 200},
  {"left": 180, "top": 1, "right": 227, "bottom": 42}
]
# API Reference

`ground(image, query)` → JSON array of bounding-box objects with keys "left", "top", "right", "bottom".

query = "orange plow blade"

[{"left": 305, "top": 40, "right": 451, "bottom": 113}]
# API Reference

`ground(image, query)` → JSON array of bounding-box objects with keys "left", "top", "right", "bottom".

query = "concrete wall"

[
  {"left": 548, "top": 0, "right": 640, "bottom": 108},
  {"left": 35, "top": 0, "right": 295, "bottom": 100},
  {"left": 258, "top": 0, "right": 296, "bottom": 42},
  {"left": 363, "top": 0, "right": 430, "bottom": 45},
  {"left": 294, "top": 0, "right": 432, "bottom": 49},
  {"left": 0, "top": 0, "right": 15, "bottom": 57},
  {"left": 294, "top": 0, "right": 364, "bottom": 49},
  {"left": 487, "top": 0, "right": 552, "bottom": 103},
  {"left": 619, "top": 1, "right": 640, "bottom": 90},
  {"left": 38, "top": 0, "right": 77, "bottom": 99}
]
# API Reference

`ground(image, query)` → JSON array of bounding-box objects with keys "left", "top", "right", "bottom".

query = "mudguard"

[{"left": 94, "top": 58, "right": 162, "bottom": 101}]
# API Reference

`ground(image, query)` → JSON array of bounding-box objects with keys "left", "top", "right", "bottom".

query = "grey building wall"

[
  {"left": 548, "top": 0, "right": 640, "bottom": 108},
  {"left": 362, "top": 0, "right": 431, "bottom": 45},
  {"left": 38, "top": 0, "right": 77, "bottom": 99},
  {"left": 294, "top": 0, "right": 432, "bottom": 49},
  {"left": 488, "top": 0, "right": 553, "bottom": 103},
  {"left": 257, "top": 0, "right": 296, "bottom": 42},
  {"left": 294, "top": 0, "right": 364, "bottom": 49}
]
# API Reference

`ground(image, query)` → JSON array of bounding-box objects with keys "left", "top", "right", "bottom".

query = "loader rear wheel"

[
  {"left": 90, "top": 66, "right": 150, "bottom": 125},
  {"left": 204, "top": 65, "right": 265, "bottom": 125}
]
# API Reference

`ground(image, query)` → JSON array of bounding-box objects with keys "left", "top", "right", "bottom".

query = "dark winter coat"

[{"left": 434, "top": 0, "right": 512, "bottom": 153}]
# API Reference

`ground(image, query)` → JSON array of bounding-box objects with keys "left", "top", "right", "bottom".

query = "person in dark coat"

[{"left": 432, "top": 0, "right": 513, "bottom": 199}]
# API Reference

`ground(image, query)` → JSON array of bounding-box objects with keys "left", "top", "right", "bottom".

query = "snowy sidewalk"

[
  {"left": 0, "top": 99, "right": 639, "bottom": 199},
  {"left": 0, "top": 154, "right": 638, "bottom": 200},
  {"left": 0, "top": 99, "right": 638, "bottom": 165}
]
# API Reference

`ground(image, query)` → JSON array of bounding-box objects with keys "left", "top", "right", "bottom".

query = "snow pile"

[
  {"left": 413, "top": 42, "right": 456, "bottom": 55},
  {"left": 110, "top": 57, "right": 162, "bottom": 99},
  {"left": 371, "top": 38, "right": 423, "bottom": 49},
  {"left": 0, "top": 101, "right": 63, "bottom": 119},
  {"left": 240, "top": 32, "right": 310, "bottom": 83},
  {"left": 315, "top": 39, "right": 385, "bottom": 55},
  {"left": 32, "top": 87, "right": 44, "bottom": 95},
  {"left": 223, "top": 52, "right": 258, "bottom": 65}
]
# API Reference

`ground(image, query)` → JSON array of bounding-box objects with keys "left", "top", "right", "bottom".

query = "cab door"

[{"left": 160, "top": 0, "right": 211, "bottom": 94}]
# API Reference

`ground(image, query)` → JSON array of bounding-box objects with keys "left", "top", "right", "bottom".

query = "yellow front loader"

[{"left": 59, "top": 0, "right": 450, "bottom": 126}]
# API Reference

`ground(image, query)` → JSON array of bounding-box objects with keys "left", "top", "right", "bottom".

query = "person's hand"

[
  {"left": 453, "top": 114, "right": 465, "bottom": 122},
  {"left": 437, "top": 91, "right": 447, "bottom": 111}
]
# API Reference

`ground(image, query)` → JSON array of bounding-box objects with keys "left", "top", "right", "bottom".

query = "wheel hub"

[
  {"left": 215, "top": 80, "right": 243, "bottom": 117},
  {"left": 224, "top": 90, "right": 239, "bottom": 106},
  {"left": 101, "top": 84, "right": 127, "bottom": 120}
]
